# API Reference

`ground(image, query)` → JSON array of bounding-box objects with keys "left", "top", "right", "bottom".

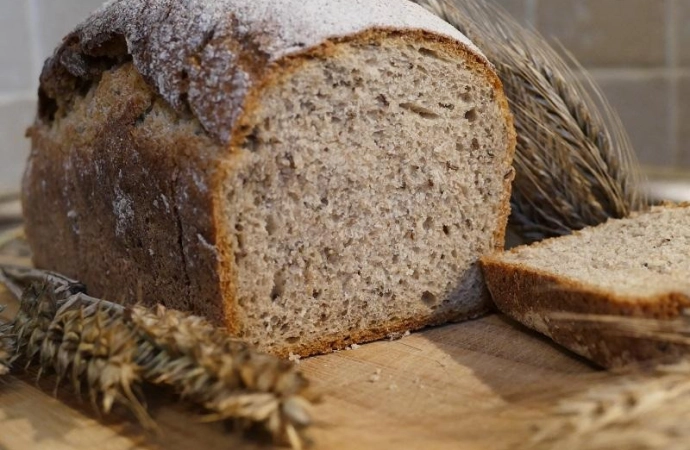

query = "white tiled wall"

[{"left": 0, "top": 0, "right": 105, "bottom": 191}]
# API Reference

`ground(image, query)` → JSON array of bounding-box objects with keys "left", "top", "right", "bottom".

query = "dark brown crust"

[
  {"left": 481, "top": 239, "right": 690, "bottom": 368},
  {"left": 25, "top": 65, "right": 229, "bottom": 324},
  {"left": 26, "top": 5, "right": 515, "bottom": 356}
]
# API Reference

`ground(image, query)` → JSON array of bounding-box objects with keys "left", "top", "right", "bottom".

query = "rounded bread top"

[{"left": 40, "top": 0, "right": 490, "bottom": 143}]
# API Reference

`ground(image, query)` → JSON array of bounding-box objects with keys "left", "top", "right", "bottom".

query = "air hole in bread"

[
  {"left": 417, "top": 47, "right": 444, "bottom": 60},
  {"left": 421, "top": 291, "right": 437, "bottom": 306},
  {"left": 265, "top": 215, "right": 277, "bottom": 235},
  {"left": 270, "top": 271, "right": 286, "bottom": 301},
  {"left": 399, "top": 102, "right": 440, "bottom": 119},
  {"left": 465, "top": 108, "right": 478, "bottom": 122}
]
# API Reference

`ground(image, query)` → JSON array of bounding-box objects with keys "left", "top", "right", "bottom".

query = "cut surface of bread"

[
  {"left": 24, "top": 0, "right": 515, "bottom": 356},
  {"left": 228, "top": 38, "right": 513, "bottom": 351},
  {"left": 482, "top": 205, "right": 690, "bottom": 367}
]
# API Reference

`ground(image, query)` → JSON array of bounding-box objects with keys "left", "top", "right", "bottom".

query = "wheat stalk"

[
  {"left": 526, "top": 312, "right": 690, "bottom": 449},
  {"left": 0, "top": 311, "right": 15, "bottom": 376},
  {"left": 533, "top": 361, "right": 690, "bottom": 450},
  {"left": 0, "top": 265, "right": 315, "bottom": 449},
  {"left": 9, "top": 280, "right": 154, "bottom": 427},
  {"left": 413, "top": 0, "right": 648, "bottom": 242},
  {"left": 131, "top": 304, "right": 314, "bottom": 448}
]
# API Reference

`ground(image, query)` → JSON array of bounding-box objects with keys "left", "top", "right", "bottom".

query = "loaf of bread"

[
  {"left": 482, "top": 205, "right": 690, "bottom": 368},
  {"left": 24, "top": 0, "right": 516, "bottom": 356}
]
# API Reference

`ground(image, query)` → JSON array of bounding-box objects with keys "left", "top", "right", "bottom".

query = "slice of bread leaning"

[
  {"left": 482, "top": 204, "right": 690, "bottom": 368},
  {"left": 24, "top": 0, "right": 516, "bottom": 357}
]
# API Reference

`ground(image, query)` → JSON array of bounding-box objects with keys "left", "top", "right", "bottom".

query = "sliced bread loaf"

[
  {"left": 24, "top": 0, "right": 516, "bottom": 357},
  {"left": 482, "top": 205, "right": 690, "bottom": 368}
]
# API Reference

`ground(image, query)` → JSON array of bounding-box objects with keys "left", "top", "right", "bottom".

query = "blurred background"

[{"left": 0, "top": 0, "right": 688, "bottom": 193}]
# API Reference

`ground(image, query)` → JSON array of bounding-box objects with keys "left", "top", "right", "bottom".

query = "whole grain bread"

[
  {"left": 482, "top": 205, "right": 690, "bottom": 368},
  {"left": 24, "top": 0, "right": 516, "bottom": 357}
]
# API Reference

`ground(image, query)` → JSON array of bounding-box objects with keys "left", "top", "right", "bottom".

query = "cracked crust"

[
  {"left": 25, "top": 65, "right": 229, "bottom": 323},
  {"left": 24, "top": 0, "right": 515, "bottom": 356},
  {"left": 37, "top": 0, "right": 490, "bottom": 143}
]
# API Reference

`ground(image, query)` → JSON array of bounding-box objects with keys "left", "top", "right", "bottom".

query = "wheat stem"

[
  {"left": 131, "top": 304, "right": 314, "bottom": 446},
  {"left": 0, "top": 312, "right": 15, "bottom": 376},
  {"left": 0, "top": 265, "right": 314, "bottom": 448},
  {"left": 534, "top": 360, "right": 690, "bottom": 450}
]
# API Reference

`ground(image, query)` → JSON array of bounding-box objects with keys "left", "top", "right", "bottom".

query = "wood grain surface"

[{"left": 0, "top": 244, "right": 605, "bottom": 450}]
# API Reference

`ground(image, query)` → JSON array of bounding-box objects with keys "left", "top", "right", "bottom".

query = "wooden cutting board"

[{"left": 0, "top": 243, "right": 605, "bottom": 450}]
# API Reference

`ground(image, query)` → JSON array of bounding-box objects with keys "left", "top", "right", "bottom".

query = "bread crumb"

[
  {"left": 288, "top": 352, "right": 301, "bottom": 364},
  {"left": 369, "top": 368, "right": 382, "bottom": 383},
  {"left": 345, "top": 343, "right": 361, "bottom": 351},
  {"left": 388, "top": 330, "right": 411, "bottom": 341}
]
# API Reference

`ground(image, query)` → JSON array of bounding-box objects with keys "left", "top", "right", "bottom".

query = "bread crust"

[
  {"left": 36, "top": 0, "right": 490, "bottom": 144},
  {"left": 26, "top": 0, "right": 516, "bottom": 356},
  {"left": 482, "top": 239, "right": 690, "bottom": 368},
  {"left": 26, "top": 65, "right": 230, "bottom": 324},
  {"left": 270, "top": 306, "right": 489, "bottom": 358}
]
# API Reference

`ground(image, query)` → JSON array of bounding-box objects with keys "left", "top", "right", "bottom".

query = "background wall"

[{"left": 0, "top": 0, "right": 687, "bottom": 191}]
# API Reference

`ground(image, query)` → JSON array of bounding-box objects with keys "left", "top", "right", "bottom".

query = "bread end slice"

[{"left": 482, "top": 205, "right": 690, "bottom": 368}]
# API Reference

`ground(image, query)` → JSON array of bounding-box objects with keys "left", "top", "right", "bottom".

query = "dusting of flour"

[
  {"left": 112, "top": 186, "right": 134, "bottom": 238},
  {"left": 58, "top": 0, "right": 484, "bottom": 143}
]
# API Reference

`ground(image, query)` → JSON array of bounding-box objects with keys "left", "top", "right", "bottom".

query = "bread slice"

[
  {"left": 24, "top": 0, "right": 516, "bottom": 357},
  {"left": 482, "top": 205, "right": 690, "bottom": 368}
]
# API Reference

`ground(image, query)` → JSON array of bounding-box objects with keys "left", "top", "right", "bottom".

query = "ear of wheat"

[
  {"left": 0, "top": 265, "right": 315, "bottom": 449},
  {"left": 131, "top": 304, "right": 314, "bottom": 448},
  {"left": 527, "top": 312, "right": 690, "bottom": 449},
  {"left": 533, "top": 360, "right": 690, "bottom": 450},
  {"left": 413, "top": 0, "right": 648, "bottom": 242},
  {"left": 0, "top": 308, "right": 15, "bottom": 376}
]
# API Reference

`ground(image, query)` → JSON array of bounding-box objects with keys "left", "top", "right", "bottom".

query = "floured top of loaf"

[{"left": 39, "top": 0, "right": 488, "bottom": 143}]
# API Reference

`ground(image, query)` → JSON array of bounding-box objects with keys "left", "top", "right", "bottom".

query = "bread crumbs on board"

[{"left": 369, "top": 368, "right": 382, "bottom": 383}]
